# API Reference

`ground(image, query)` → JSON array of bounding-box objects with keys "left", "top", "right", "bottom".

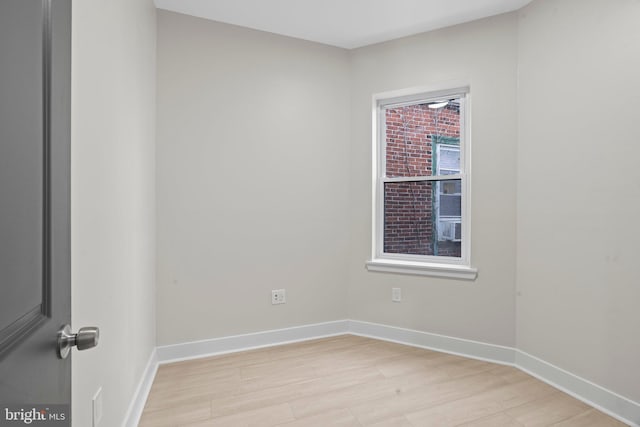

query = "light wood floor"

[{"left": 139, "top": 335, "right": 627, "bottom": 427}]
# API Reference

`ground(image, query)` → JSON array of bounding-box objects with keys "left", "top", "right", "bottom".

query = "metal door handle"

[{"left": 57, "top": 324, "right": 99, "bottom": 359}]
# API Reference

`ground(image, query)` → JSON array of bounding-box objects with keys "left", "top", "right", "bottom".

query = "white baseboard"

[
  {"left": 125, "top": 320, "right": 640, "bottom": 427},
  {"left": 121, "top": 348, "right": 158, "bottom": 427},
  {"left": 348, "top": 319, "right": 516, "bottom": 365},
  {"left": 156, "top": 320, "right": 349, "bottom": 364},
  {"left": 516, "top": 350, "right": 640, "bottom": 427}
]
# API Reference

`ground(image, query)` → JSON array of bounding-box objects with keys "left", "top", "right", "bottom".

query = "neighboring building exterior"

[{"left": 383, "top": 102, "right": 462, "bottom": 257}]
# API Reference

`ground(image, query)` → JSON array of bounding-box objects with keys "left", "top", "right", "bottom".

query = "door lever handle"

[{"left": 57, "top": 324, "right": 99, "bottom": 359}]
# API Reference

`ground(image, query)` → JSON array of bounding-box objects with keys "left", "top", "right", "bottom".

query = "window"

[
  {"left": 366, "top": 86, "right": 477, "bottom": 279},
  {"left": 436, "top": 144, "right": 461, "bottom": 243}
]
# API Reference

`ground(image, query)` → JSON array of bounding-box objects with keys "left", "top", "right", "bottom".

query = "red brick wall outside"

[{"left": 383, "top": 103, "right": 462, "bottom": 257}]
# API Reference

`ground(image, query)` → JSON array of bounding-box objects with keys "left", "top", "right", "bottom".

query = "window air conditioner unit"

[{"left": 440, "top": 220, "right": 462, "bottom": 242}]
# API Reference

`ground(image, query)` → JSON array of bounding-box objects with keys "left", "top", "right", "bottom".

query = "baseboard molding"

[
  {"left": 348, "top": 319, "right": 516, "bottom": 365},
  {"left": 516, "top": 350, "right": 640, "bottom": 427},
  {"left": 125, "top": 320, "right": 639, "bottom": 427},
  {"left": 121, "top": 348, "right": 158, "bottom": 427},
  {"left": 156, "top": 320, "right": 349, "bottom": 364}
]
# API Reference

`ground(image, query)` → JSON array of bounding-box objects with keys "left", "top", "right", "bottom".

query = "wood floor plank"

[
  {"left": 404, "top": 379, "right": 560, "bottom": 426},
  {"left": 457, "top": 412, "right": 524, "bottom": 427},
  {"left": 264, "top": 335, "right": 372, "bottom": 361},
  {"left": 273, "top": 408, "right": 361, "bottom": 427},
  {"left": 180, "top": 403, "right": 294, "bottom": 427},
  {"left": 144, "top": 369, "right": 241, "bottom": 412},
  {"left": 237, "top": 363, "right": 319, "bottom": 393},
  {"left": 158, "top": 347, "right": 274, "bottom": 377},
  {"left": 365, "top": 415, "right": 415, "bottom": 427},
  {"left": 485, "top": 365, "right": 534, "bottom": 384},
  {"left": 138, "top": 400, "right": 211, "bottom": 427},
  {"left": 211, "top": 365, "right": 384, "bottom": 417},
  {"left": 349, "top": 370, "right": 511, "bottom": 425},
  {"left": 504, "top": 393, "right": 590, "bottom": 426},
  {"left": 139, "top": 335, "right": 628, "bottom": 427},
  {"left": 373, "top": 350, "right": 461, "bottom": 378},
  {"left": 551, "top": 408, "right": 628, "bottom": 427},
  {"left": 287, "top": 375, "right": 401, "bottom": 419}
]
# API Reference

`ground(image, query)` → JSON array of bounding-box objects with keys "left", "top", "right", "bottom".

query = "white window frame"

[
  {"left": 366, "top": 85, "right": 477, "bottom": 280},
  {"left": 435, "top": 144, "right": 461, "bottom": 242}
]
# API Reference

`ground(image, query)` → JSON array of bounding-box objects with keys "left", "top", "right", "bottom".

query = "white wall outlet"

[
  {"left": 271, "top": 289, "right": 286, "bottom": 305},
  {"left": 92, "top": 387, "right": 103, "bottom": 427},
  {"left": 392, "top": 287, "right": 401, "bottom": 302}
]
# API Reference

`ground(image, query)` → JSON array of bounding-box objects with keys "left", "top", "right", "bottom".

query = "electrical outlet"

[
  {"left": 92, "top": 387, "right": 103, "bottom": 427},
  {"left": 271, "top": 289, "right": 286, "bottom": 305},
  {"left": 392, "top": 287, "right": 401, "bottom": 302}
]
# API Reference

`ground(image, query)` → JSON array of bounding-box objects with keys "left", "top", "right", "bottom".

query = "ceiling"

[{"left": 154, "top": 0, "right": 534, "bottom": 49}]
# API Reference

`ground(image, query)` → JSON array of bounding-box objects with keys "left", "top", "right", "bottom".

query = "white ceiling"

[{"left": 154, "top": 0, "right": 534, "bottom": 49}]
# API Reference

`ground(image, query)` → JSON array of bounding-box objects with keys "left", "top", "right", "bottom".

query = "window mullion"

[{"left": 383, "top": 174, "right": 463, "bottom": 183}]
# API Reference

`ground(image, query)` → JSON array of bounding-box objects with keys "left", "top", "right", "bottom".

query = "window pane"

[
  {"left": 437, "top": 146, "right": 460, "bottom": 173},
  {"left": 441, "top": 181, "right": 461, "bottom": 195},
  {"left": 385, "top": 101, "right": 460, "bottom": 178},
  {"left": 384, "top": 180, "right": 461, "bottom": 257},
  {"left": 439, "top": 194, "right": 461, "bottom": 216}
]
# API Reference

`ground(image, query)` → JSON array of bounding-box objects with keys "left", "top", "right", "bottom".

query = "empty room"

[{"left": 1, "top": 0, "right": 638, "bottom": 426}]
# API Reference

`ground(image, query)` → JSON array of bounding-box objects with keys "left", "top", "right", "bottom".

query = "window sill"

[{"left": 366, "top": 259, "right": 478, "bottom": 280}]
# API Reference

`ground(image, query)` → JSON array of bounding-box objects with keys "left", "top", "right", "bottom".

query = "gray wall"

[
  {"left": 71, "top": 0, "right": 157, "bottom": 425},
  {"left": 156, "top": 10, "right": 519, "bottom": 351},
  {"left": 156, "top": 11, "right": 351, "bottom": 345},
  {"left": 348, "top": 12, "right": 519, "bottom": 346},
  {"left": 516, "top": 0, "right": 640, "bottom": 403}
]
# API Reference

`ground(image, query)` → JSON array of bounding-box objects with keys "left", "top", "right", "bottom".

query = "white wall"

[
  {"left": 347, "top": 13, "right": 519, "bottom": 346},
  {"left": 516, "top": 0, "right": 640, "bottom": 403},
  {"left": 71, "top": 0, "right": 157, "bottom": 426},
  {"left": 155, "top": 11, "right": 351, "bottom": 345}
]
